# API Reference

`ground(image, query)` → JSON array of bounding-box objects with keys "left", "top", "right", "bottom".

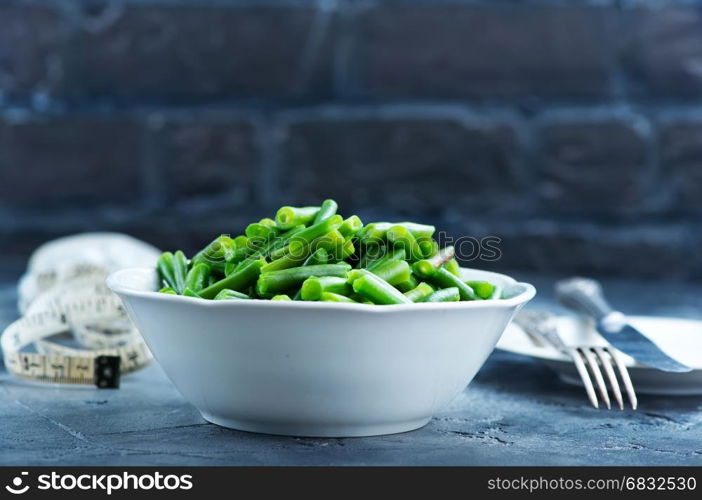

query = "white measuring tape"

[{"left": 1, "top": 233, "right": 160, "bottom": 388}]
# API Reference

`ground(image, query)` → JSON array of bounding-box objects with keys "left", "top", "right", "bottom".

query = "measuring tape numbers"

[{"left": 2, "top": 280, "right": 152, "bottom": 388}]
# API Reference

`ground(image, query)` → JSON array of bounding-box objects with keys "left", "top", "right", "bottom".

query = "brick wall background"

[{"left": 1, "top": 0, "right": 701, "bottom": 279}]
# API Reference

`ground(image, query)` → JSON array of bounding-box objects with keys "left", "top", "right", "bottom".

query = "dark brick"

[
  {"left": 360, "top": 4, "right": 613, "bottom": 99},
  {"left": 283, "top": 113, "right": 521, "bottom": 216},
  {"left": 660, "top": 120, "right": 702, "bottom": 214},
  {"left": 622, "top": 7, "right": 702, "bottom": 97},
  {"left": 62, "top": 4, "right": 334, "bottom": 101},
  {"left": 0, "top": 4, "right": 64, "bottom": 96},
  {"left": 0, "top": 114, "right": 142, "bottom": 207},
  {"left": 448, "top": 220, "right": 691, "bottom": 280},
  {"left": 536, "top": 114, "right": 651, "bottom": 215},
  {"left": 149, "top": 116, "right": 259, "bottom": 202}
]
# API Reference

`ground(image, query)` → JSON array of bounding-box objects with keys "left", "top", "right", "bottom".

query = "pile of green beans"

[{"left": 156, "top": 199, "right": 504, "bottom": 305}]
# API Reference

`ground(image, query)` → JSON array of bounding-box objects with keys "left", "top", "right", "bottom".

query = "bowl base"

[{"left": 199, "top": 412, "right": 432, "bottom": 437}]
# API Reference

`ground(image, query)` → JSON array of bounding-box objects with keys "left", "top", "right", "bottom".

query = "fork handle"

[{"left": 555, "top": 277, "right": 613, "bottom": 320}]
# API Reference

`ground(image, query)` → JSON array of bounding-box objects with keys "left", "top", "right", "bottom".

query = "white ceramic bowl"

[{"left": 107, "top": 267, "right": 535, "bottom": 437}]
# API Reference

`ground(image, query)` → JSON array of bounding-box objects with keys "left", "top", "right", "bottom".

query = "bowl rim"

[{"left": 107, "top": 267, "right": 536, "bottom": 313}]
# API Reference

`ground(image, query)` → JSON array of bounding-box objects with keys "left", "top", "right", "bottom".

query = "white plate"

[{"left": 497, "top": 315, "right": 702, "bottom": 395}]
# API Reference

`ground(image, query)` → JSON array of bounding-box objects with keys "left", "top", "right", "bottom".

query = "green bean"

[
  {"left": 413, "top": 246, "right": 457, "bottom": 278},
  {"left": 182, "top": 288, "right": 200, "bottom": 298},
  {"left": 303, "top": 248, "right": 329, "bottom": 266},
  {"left": 395, "top": 222, "right": 435, "bottom": 240},
  {"left": 172, "top": 250, "right": 188, "bottom": 294},
  {"left": 403, "top": 282, "right": 434, "bottom": 302},
  {"left": 315, "top": 229, "right": 346, "bottom": 254},
  {"left": 361, "top": 222, "right": 435, "bottom": 241},
  {"left": 261, "top": 250, "right": 309, "bottom": 273},
  {"left": 301, "top": 276, "right": 352, "bottom": 301},
  {"left": 185, "top": 263, "right": 211, "bottom": 293},
  {"left": 339, "top": 215, "right": 364, "bottom": 237},
  {"left": 286, "top": 215, "right": 344, "bottom": 255},
  {"left": 418, "top": 238, "right": 439, "bottom": 258},
  {"left": 366, "top": 247, "right": 405, "bottom": 273},
  {"left": 351, "top": 272, "right": 411, "bottom": 305},
  {"left": 466, "top": 281, "right": 495, "bottom": 300},
  {"left": 420, "top": 287, "right": 460, "bottom": 303},
  {"left": 321, "top": 292, "right": 358, "bottom": 303},
  {"left": 272, "top": 294, "right": 292, "bottom": 301},
  {"left": 158, "top": 286, "right": 177, "bottom": 295},
  {"left": 275, "top": 205, "right": 320, "bottom": 229},
  {"left": 336, "top": 238, "right": 355, "bottom": 260},
  {"left": 419, "top": 266, "right": 476, "bottom": 300},
  {"left": 233, "top": 235, "right": 249, "bottom": 249},
  {"left": 256, "top": 263, "right": 352, "bottom": 296},
  {"left": 192, "top": 236, "right": 237, "bottom": 269},
  {"left": 386, "top": 225, "right": 423, "bottom": 261},
  {"left": 199, "top": 258, "right": 266, "bottom": 299},
  {"left": 246, "top": 222, "right": 278, "bottom": 242},
  {"left": 443, "top": 258, "right": 461, "bottom": 278},
  {"left": 313, "top": 199, "right": 338, "bottom": 224},
  {"left": 213, "top": 289, "right": 250, "bottom": 300},
  {"left": 395, "top": 274, "right": 419, "bottom": 293},
  {"left": 426, "top": 245, "right": 455, "bottom": 268},
  {"left": 157, "top": 252, "right": 177, "bottom": 290},
  {"left": 367, "top": 259, "right": 411, "bottom": 286}
]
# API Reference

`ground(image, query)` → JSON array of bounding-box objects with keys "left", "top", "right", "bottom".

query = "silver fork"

[{"left": 514, "top": 310, "right": 638, "bottom": 410}]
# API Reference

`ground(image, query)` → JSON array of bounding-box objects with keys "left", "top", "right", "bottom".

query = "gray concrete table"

[{"left": 1, "top": 270, "right": 701, "bottom": 466}]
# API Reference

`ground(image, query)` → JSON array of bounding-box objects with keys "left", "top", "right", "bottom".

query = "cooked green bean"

[
  {"left": 403, "top": 282, "right": 434, "bottom": 302},
  {"left": 199, "top": 258, "right": 266, "bottom": 299},
  {"left": 159, "top": 199, "right": 504, "bottom": 304},
  {"left": 419, "top": 238, "right": 439, "bottom": 258},
  {"left": 185, "top": 263, "right": 211, "bottom": 293},
  {"left": 366, "top": 247, "right": 405, "bottom": 273},
  {"left": 421, "top": 287, "right": 460, "bottom": 302},
  {"left": 351, "top": 272, "right": 411, "bottom": 305},
  {"left": 303, "top": 248, "right": 329, "bottom": 266},
  {"left": 443, "top": 258, "right": 461, "bottom": 278},
  {"left": 422, "top": 266, "right": 476, "bottom": 300},
  {"left": 367, "top": 259, "right": 411, "bottom": 286},
  {"left": 361, "top": 222, "right": 435, "bottom": 242},
  {"left": 287, "top": 215, "right": 343, "bottom": 254},
  {"left": 313, "top": 199, "right": 338, "bottom": 224},
  {"left": 214, "top": 289, "right": 250, "bottom": 300},
  {"left": 386, "top": 225, "right": 423, "bottom": 261},
  {"left": 425, "top": 245, "right": 455, "bottom": 269},
  {"left": 466, "top": 281, "right": 496, "bottom": 300},
  {"left": 321, "top": 292, "right": 358, "bottom": 303},
  {"left": 256, "top": 263, "right": 352, "bottom": 296},
  {"left": 395, "top": 274, "right": 419, "bottom": 293},
  {"left": 339, "top": 215, "right": 364, "bottom": 237},
  {"left": 172, "top": 250, "right": 188, "bottom": 294},
  {"left": 301, "top": 276, "right": 353, "bottom": 301},
  {"left": 272, "top": 294, "right": 292, "bottom": 301},
  {"left": 276, "top": 205, "right": 320, "bottom": 229},
  {"left": 157, "top": 252, "right": 178, "bottom": 290},
  {"left": 261, "top": 250, "right": 309, "bottom": 273},
  {"left": 246, "top": 222, "right": 278, "bottom": 242}
]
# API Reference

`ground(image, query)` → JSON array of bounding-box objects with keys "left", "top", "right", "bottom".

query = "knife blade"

[{"left": 555, "top": 278, "right": 692, "bottom": 373}]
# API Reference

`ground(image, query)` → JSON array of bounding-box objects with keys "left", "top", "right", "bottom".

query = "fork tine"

[
  {"left": 566, "top": 347, "right": 599, "bottom": 408},
  {"left": 581, "top": 348, "right": 611, "bottom": 409},
  {"left": 594, "top": 347, "right": 624, "bottom": 410},
  {"left": 607, "top": 348, "right": 638, "bottom": 410}
]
